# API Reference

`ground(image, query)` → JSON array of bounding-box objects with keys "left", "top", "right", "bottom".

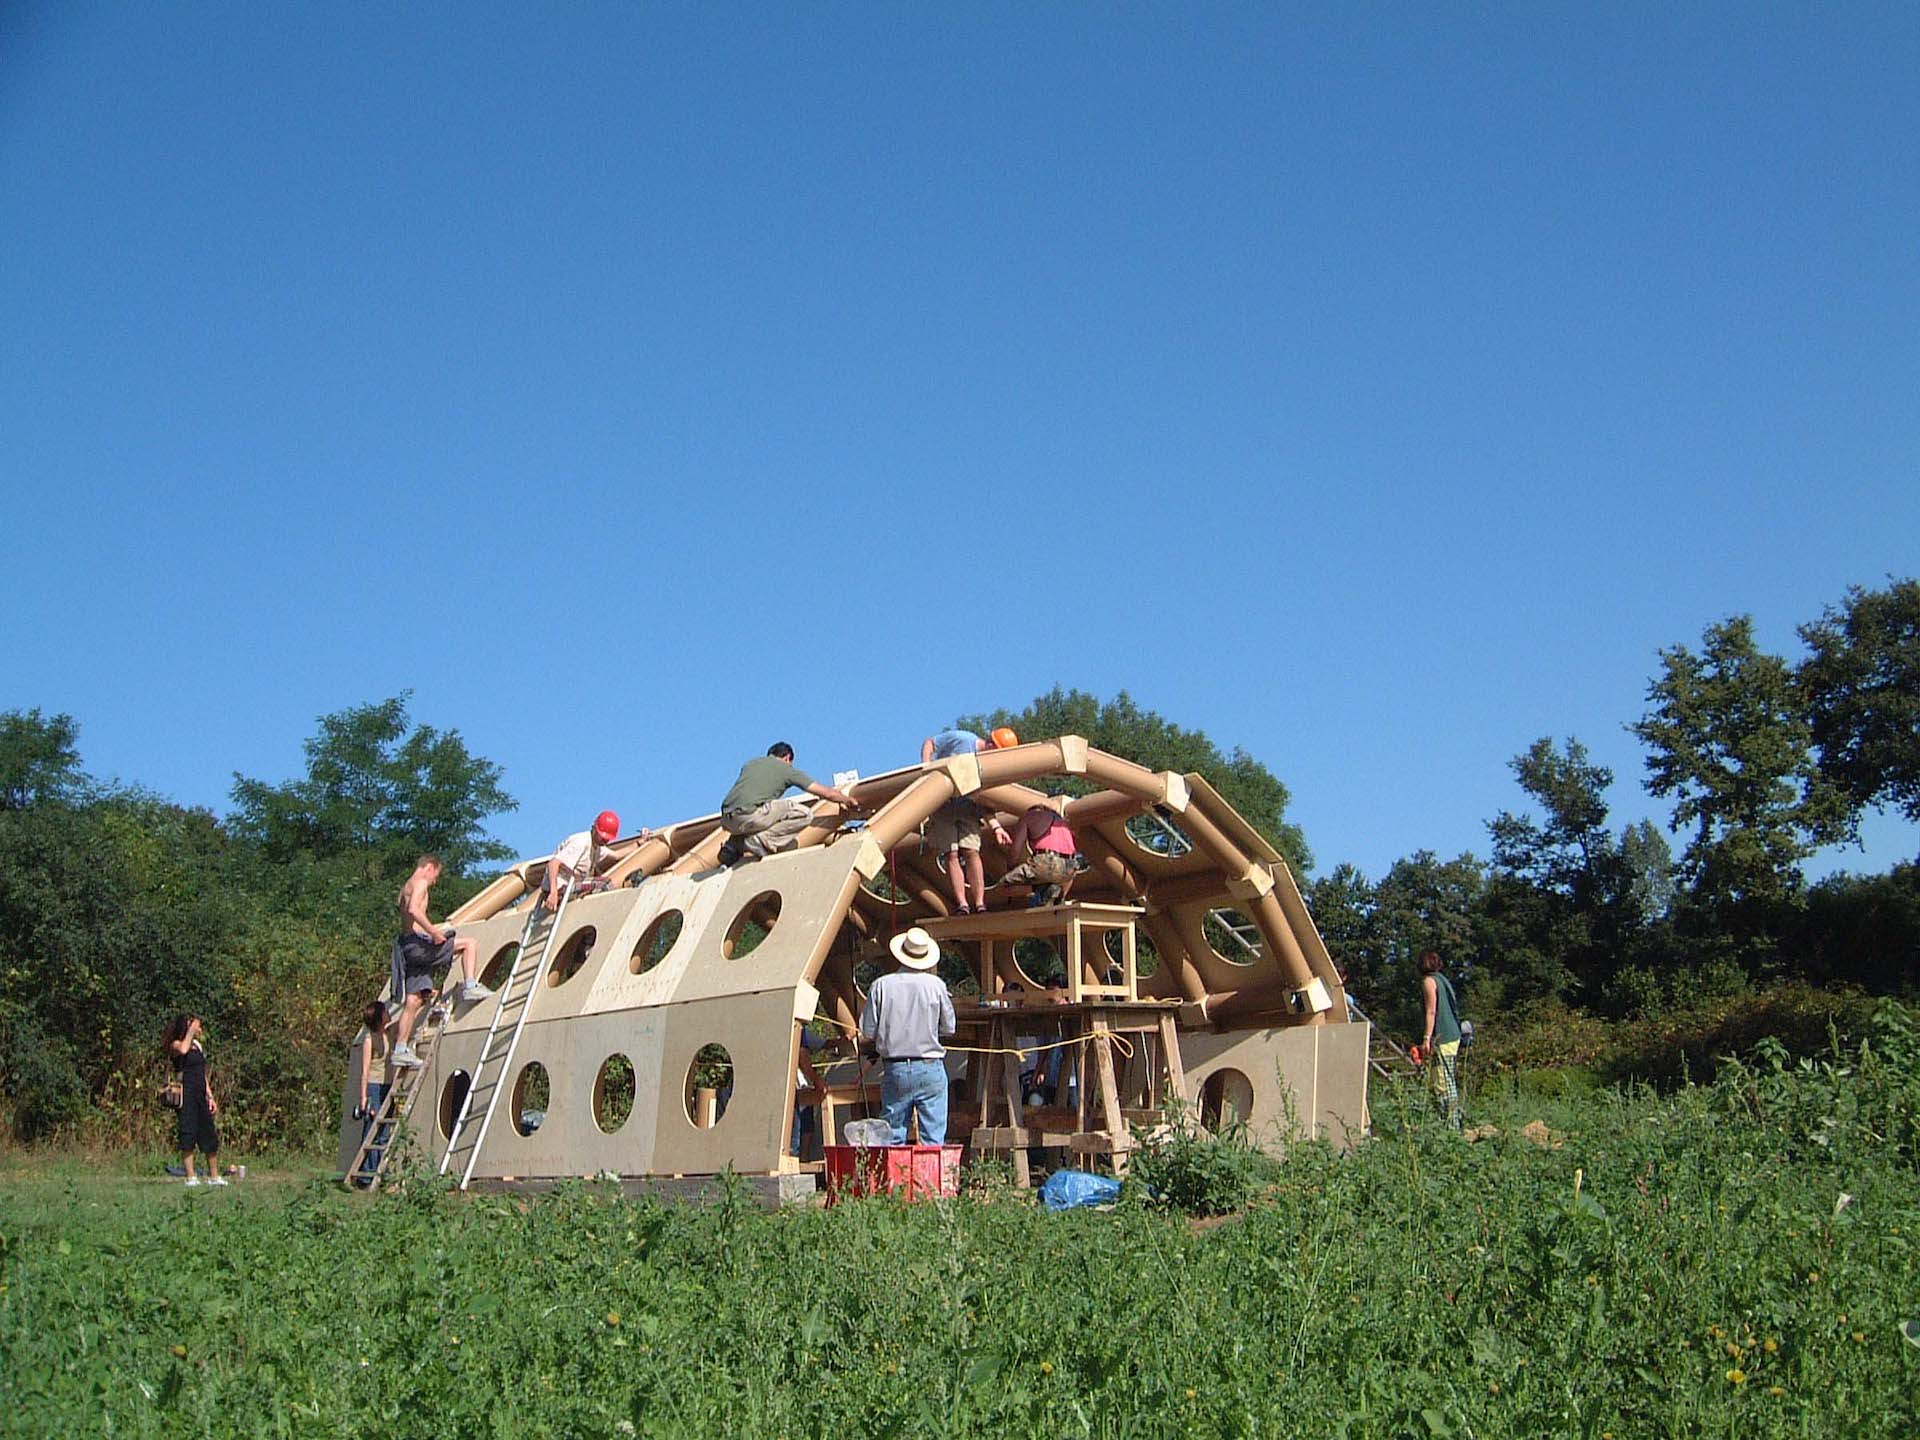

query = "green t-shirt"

[
  {"left": 1430, "top": 973, "right": 1463, "bottom": 1045},
  {"left": 722, "top": 756, "right": 816, "bottom": 815}
]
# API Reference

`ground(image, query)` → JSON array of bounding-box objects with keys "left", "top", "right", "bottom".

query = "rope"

[{"left": 811, "top": 1010, "right": 1134, "bottom": 1065}]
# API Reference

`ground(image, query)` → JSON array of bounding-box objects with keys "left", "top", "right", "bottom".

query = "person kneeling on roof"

[
  {"left": 995, "top": 796, "right": 1081, "bottom": 908},
  {"left": 542, "top": 810, "right": 623, "bottom": 910},
  {"left": 858, "top": 927, "right": 956, "bottom": 1145},
  {"left": 716, "top": 742, "right": 861, "bottom": 865}
]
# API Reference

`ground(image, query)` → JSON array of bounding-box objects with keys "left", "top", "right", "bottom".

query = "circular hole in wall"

[
  {"left": 1103, "top": 928, "right": 1161, "bottom": 979},
  {"left": 512, "top": 1062, "right": 550, "bottom": 1136},
  {"left": 684, "top": 1045, "right": 733, "bottom": 1129},
  {"left": 629, "top": 910, "right": 685, "bottom": 975},
  {"left": 1011, "top": 938, "right": 1065, "bottom": 989},
  {"left": 1205, "top": 910, "right": 1261, "bottom": 967},
  {"left": 548, "top": 927, "right": 598, "bottom": 986},
  {"left": 860, "top": 869, "right": 913, "bottom": 905},
  {"left": 1123, "top": 810, "right": 1193, "bottom": 859},
  {"left": 480, "top": 943, "right": 519, "bottom": 991},
  {"left": 437, "top": 1070, "right": 472, "bottom": 1140},
  {"left": 723, "top": 893, "right": 782, "bottom": 959},
  {"left": 1199, "top": 1068, "right": 1254, "bottom": 1132},
  {"left": 593, "top": 1054, "right": 635, "bottom": 1134}
]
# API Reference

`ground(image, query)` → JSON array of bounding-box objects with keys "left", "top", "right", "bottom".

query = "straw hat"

[{"left": 888, "top": 926, "right": 940, "bottom": 971}]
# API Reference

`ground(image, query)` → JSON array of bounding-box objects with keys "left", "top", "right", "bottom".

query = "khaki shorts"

[
  {"left": 925, "top": 802, "right": 985, "bottom": 854},
  {"left": 1002, "top": 850, "right": 1075, "bottom": 886}
]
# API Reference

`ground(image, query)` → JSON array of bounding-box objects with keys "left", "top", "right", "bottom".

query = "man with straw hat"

[{"left": 858, "top": 927, "right": 957, "bottom": 1145}]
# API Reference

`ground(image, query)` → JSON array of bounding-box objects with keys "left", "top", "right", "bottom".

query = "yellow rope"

[{"left": 812, "top": 1012, "right": 1134, "bottom": 1064}]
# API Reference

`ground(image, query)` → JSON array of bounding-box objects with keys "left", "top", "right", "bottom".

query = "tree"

[
  {"left": 1363, "top": 850, "right": 1488, "bottom": 1036},
  {"left": 1488, "top": 738, "right": 1615, "bottom": 896},
  {"left": 0, "top": 709, "right": 85, "bottom": 810},
  {"left": 1799, "top": 578, "right": 1920, "bottom": 835},
  {"left": 1305, "top": 862, "right": 1376, "bottom": 989},
  {"left": 956, "top": 687, "right": 1310, "bottom": 871},
  {"left": 1629, "top": 616, "right": 1829, "bottom": 926},
  {"left": 229, "top": 695, "right": 515, "bottom": 880}
]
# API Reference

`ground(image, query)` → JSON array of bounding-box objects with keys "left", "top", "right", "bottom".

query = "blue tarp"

[{"left": 1040, "top": 1169, "right": 1122, "bottom": 1211}]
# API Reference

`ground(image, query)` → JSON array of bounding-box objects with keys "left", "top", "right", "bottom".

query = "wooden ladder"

[{"left": 343, "top": 966, "right": 462, "bottom": 1191}]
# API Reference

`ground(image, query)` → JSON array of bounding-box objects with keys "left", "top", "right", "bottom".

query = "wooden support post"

[
  {"left": 1157, "top": 1011, "right": 1188, "bottom": 1116},
  {"left": 1089, "top": 1012, "right": 1130, "bottom": 1177}
]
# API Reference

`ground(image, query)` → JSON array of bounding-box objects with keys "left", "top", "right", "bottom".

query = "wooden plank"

[{"left": 918, "top": 903, "right": 1145, "bottom": 942}]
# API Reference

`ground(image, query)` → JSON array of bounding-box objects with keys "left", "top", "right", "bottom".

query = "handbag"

[{"left": 157, "top": 1080, "right": 183, "bottom": 1111}]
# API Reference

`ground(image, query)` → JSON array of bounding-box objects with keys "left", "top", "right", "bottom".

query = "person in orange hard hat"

[
  {"left": 919, "top": 727, "right": 1018, "bottom": 915},
  {"left": 541, "top": 810, "right": 624, "bottom": 911}
]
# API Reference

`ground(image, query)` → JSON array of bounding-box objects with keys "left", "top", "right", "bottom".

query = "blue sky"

[{"left": 3, "top": 3, "right": 1914, "bottom": 880}]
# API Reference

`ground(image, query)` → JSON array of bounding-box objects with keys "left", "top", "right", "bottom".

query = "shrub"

[{"left": 1125, "top": 1105, "right": 1277, "bottom": 1216}]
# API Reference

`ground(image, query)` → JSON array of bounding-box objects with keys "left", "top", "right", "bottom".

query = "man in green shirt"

[{"left": 717, "top": 742, "right": 862, "bottom": 863}]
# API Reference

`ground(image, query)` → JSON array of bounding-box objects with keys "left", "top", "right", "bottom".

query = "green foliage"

[
  {"left": 1126, "top": 1104, "right": 1277, "bottom": 1216},
  {"left": 0, "top": 701, "right": 512, "bottom": 1149},
  {"left": 1799, "top": 577, "right": 1920, "bottom": 830},
  {"left": 956, "top": 686, "right": 1311, "bottom": 871},
  {"left": 229, "top": 693, "right": 515, "bottom": 882},
  {"left": 6, "top": 1026, "right": 1920, "bottom": 1437},
  {"left": 0, "top": 709, "right": 85, "bottom": 811},
  {"left": 1630, "top": 616, "right": 1832, "bottom": 930}
]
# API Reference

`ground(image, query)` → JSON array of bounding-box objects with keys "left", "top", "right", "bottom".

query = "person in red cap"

[
  {"left": 389, "top": 853, "right": 488, "bottom": 1068},
  {"left": 541, "top": 810, "right": 623, "bottom": 911}
]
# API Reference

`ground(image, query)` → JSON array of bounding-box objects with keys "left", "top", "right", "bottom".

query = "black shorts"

[{"left": 178, "top": 1102, "right": 219, "bottom": 1156}]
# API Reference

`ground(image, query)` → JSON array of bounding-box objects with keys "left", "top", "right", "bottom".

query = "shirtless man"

[{"left": 390, "top": 854, "right": 488, "bottom": 1068}]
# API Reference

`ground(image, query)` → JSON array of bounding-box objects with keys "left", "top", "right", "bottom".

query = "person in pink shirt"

[{"left": 995, "top": 797, "right": 1080, "bottom": 908}]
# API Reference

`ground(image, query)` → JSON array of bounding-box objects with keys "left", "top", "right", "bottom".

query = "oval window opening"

[
  {"left": 629, "top": 910, "right": 685, "bottom": 975},
  {"left": 1124, "top": 810, "right": 1193, "bottom": 859},
  {"left": 684, "top": 1045, "right": 733, "bottom": 1128},
  {"left": 437, "top": 1070, "right": 472, "bottom": 1140},
  {"left": 723, "top": 893, "right": 782, "bottom": 959},
  {"left": 548, "top": 926, "right": 599, "bottom": 986},
  {"left": 1204, "top": 910, "right": 1261, "bottom": 967},
  {"left": 1011, "top": 938, "right": 1065, "bottom": 989},
  {"left": 1103, "top": 927, "right": 1161, "bottom": 980},
  {"left": 512, "top": 1062, "right": 550, "bottom": 1136},
  {"left": 480, "top": 943, "right": 520, "bottom": 991},
  {"left": 593, "top": 1054, "right": 635, "bottom": 1134},
  {"left": 1199, "top": 1068, "right": 1254, "bottom": 1132}
]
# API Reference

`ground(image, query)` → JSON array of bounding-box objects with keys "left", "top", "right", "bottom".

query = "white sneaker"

[
  {"left": 209, "top": 1176, "right": 229, "bottom": 1187},
  {"left": 391, "top": 1044, "right": 423, "bottom": 1069},
  {"left": 185, "top": 1176, "right": 203, "bottom": 1187},
  {"left": 459, "top": 980, "right": 492, "bottom": 1003}
]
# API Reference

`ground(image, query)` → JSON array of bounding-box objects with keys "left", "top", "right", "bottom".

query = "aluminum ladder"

[{"left": 437, "top": 875, "right": 576, "bottom": 1190}]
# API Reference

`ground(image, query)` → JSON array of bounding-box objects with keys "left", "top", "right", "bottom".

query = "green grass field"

[{"left": 3, "top": 1014, "right": 1917, "bottom": 1439}]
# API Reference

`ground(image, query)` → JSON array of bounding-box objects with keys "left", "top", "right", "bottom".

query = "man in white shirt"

[
  {"left": 542, "top": 810, "right": 624, "bottom": 910},
  {"left": 858, "top": 927, "right": 958, "bottom": 1144}
]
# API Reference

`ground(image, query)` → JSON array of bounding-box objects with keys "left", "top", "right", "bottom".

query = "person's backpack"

[{"left": 1440, "top": 973, "right": 1474, "bottom": 1050}]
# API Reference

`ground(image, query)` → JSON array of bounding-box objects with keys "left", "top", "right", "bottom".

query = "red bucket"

[{"left": 823, "top": 1144, "right": 962, "bottom": 1203}]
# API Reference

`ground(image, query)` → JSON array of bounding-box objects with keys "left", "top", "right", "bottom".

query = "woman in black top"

[{"left": 162, "top": 1015, "right": 226, "bottom": 1187}]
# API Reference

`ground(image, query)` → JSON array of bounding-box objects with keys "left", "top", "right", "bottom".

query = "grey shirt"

[{"left": 859, "top": 971, "right": 957, "bottom": 1061}]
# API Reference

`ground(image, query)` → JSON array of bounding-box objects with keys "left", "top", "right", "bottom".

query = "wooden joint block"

[
  {"left": 1160, "top": 772, "right": 1190, "bottom": 812},
  {"left": 853, "top": 835, "right": 887, "bottom": 880},
  {"left": 1225, "top": 867, "right": 1275, "bottom": 900},
  {"left": 1057, "top": 735, "right": 1090, "bottom": 774},
  {"left": 944, "top": 753, "right": 983, "bottom": 796}
]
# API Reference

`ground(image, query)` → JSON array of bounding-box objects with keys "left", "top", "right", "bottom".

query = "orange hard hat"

[
  {"left": 594, "top": 810, "right": 621, "bottom": 842},
  {"left": 991, "top": 726, "right": 1019, "bottom": 749}
]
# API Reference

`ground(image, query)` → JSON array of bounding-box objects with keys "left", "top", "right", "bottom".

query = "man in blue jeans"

[{"left": 859, "top": 927, "right": 957, "bottom": 1144}]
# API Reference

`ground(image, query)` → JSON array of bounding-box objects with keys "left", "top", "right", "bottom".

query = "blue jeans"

[
  {"left": 359, "top": 1082, "right": 391, "bottom": 1184},
  {"left": 881, "top": 1059, "right": 949, "bottom": 1145}
]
